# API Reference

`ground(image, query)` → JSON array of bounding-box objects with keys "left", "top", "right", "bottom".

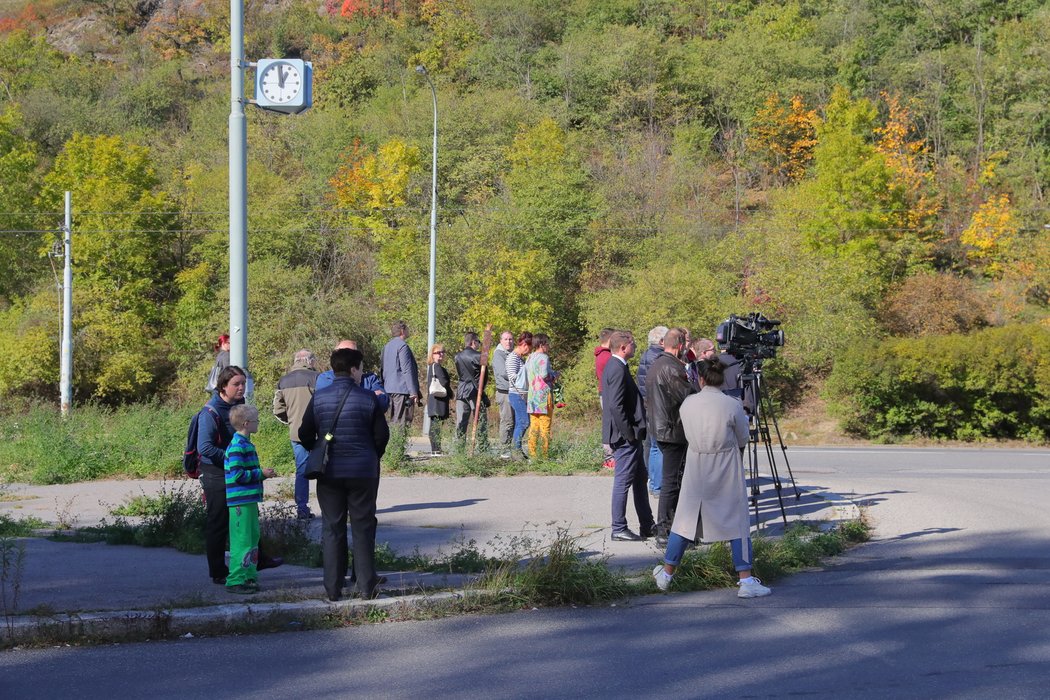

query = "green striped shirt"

[{"left": 224, "top": 433, "right": 264, "bottom": 506}]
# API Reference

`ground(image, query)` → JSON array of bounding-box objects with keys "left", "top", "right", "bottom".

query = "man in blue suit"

[{"left": 601, "top": 330, "right": 656, "bottom": 542}]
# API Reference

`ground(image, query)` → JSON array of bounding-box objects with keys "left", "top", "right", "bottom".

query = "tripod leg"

[
  {"left": 765, "top": 395, "right": 801, "bottom": 499},
  {"left": 747, "top": 427, "right": 760, "bottom": 527},
  {"left": 755, "top": 377, "right": 789, "bottom": 526},
  {"left": 763, "top": 430, "right": 789, "bottom": 527}
]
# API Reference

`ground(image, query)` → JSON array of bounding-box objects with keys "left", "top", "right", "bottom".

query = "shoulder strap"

[{"left": 202, "top": 404, "right": 228, "bottom": 446}]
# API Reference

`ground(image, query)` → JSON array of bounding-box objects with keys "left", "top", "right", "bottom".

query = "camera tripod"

[{"left": 738, "top": 359, "right": 800, "bottom": 527}]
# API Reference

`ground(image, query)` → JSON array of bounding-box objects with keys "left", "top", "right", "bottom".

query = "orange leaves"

[
  {"left": 874, "top": 93, "right": 939, "bottom": 235},
  {"left": 747, "top": 93, "right": 818, "bottom": 183},
  {"left": 338, "top": 0, "right": 401, "bottom": 19}
]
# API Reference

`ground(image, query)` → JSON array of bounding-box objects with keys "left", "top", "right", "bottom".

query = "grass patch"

[
  {"left": 259, "top": 502, "right": 321, "bottom": 567},
  {"left": 476, "top": 526, "right": 630, "bottom": 607},
  {"left": 0, "top": 402, "right": 294, "bottom": 485},
  {"left": 0, "top": 514, "right": 48, "bottom": 537},
  {"left": 388, "top": 429, "right": 607, "bottom": 477},
  {"left": 381, "top": 426, "right": 412, "bottom": 473},
  {"left": 667, "top": 520, "right": 871, "bottom": 593}
]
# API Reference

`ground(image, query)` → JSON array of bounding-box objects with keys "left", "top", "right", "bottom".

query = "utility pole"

[
  {"left": 417, "top": 65, "right": 438, "bottom": 438},
  {"left": 60, "top": 191, "right": 72, "bottom": 416},
  {"left": 229, "top": 0, "right": 249, "bottom": 374}
]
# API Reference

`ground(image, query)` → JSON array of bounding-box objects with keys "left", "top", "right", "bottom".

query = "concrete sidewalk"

[{"left": 0, "top": 447, "right": 855, "bottom": 645}]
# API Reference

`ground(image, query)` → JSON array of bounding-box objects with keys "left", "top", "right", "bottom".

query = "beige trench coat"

[{"left": 670, "top": 386, "right": 751, "bottom": 547}]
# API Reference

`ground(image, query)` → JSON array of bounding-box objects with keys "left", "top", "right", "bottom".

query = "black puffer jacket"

[
  {"left": 299, "top": 376, "right": 389, "bottom": 479},
  {"left": 645, "top": 352, "right": 695, "bottom": 444}
]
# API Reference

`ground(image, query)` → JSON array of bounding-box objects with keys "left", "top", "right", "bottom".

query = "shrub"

[
  {"left": 879, "top": 272, "right": 988, "bottom": 337},
  {"left": 825, "top": 323, "right": 1050, "bottom": 441}
]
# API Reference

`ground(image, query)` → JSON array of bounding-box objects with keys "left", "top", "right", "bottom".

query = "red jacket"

[{"left": 594, "top": 346, "right": 612, "bottom": 393}]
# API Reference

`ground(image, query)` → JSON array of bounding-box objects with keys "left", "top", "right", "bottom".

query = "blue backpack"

[{"left": 183, "top": 405, "right": 223, "bottom": 478}]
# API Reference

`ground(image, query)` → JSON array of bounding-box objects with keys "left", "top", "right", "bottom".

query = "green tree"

[
  {"left": 0, "top": 107, "right": 43, "bottom": 303},
  {"left": 501, "top": 117, "right": 599, "bottom": 340},
  {"left": 38, "top": 133, "right": 177, "bottom": 401}
]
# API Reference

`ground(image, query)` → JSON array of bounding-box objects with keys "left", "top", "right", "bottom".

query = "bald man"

[{"left": 315, "top": 340, "right": 389, "bottom": 412}]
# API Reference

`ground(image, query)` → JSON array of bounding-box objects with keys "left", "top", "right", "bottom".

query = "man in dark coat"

[
  {"left": 638, "top": 325, "right": 668, "bottom": 495},
  {"left": 601, "top": 331, "right": 656, "bottom": 542},
  {"left": 646, "top": 328, "right": 697, "bottom": 543},
  {"left": 299, "top": 348, "right": 389, "bottom": 602},
  {"left": 454, "top": 331, "right": 489, "bottom": 440}
]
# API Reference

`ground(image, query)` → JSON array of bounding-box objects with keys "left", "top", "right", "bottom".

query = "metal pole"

[
  {"left": 417, "top": 65, "right": 438, "bottom": 439},
  {"left": 60, "top": 191, "right": 72, "bottom": 417},
  {"left": 229, "top": 0, "right": 249, "bottom": 375}
]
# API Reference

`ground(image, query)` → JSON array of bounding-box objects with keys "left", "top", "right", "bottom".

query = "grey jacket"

[
  {"left": 491, "top": 345, "right": 510, "bottom": 392},
  {"left": 381, "top": 336, "right": 420, "bottom": 396}
]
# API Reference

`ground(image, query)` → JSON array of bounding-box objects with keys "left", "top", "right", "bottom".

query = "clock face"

[{"left": 259, "top": 62, "right": 302, "bottom": 104}]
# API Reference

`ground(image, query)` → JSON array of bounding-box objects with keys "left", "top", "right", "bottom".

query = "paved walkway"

[{"left": 0, "top": 442, "right": 849, "bottom": 643}]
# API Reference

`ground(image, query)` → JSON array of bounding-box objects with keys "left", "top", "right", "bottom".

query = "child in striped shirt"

[{"left": 224, "top": 404, "right": 276, "bottom": 594}]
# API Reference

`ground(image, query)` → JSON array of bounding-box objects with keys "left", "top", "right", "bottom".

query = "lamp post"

[
  {"left": 229, "top": 0, "right": 248, "bottom": 375},
  {"left": 417, "top": 65, "right": 438, "bottom": 438}
]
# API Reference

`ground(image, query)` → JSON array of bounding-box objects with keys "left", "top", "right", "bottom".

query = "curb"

[{"left": 1, "top": 587, "right": 498, "bottom": 647}]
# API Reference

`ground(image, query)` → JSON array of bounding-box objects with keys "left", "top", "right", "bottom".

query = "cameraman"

[{"left": 714, "top": 322, "right": 744, "bottom": 400}]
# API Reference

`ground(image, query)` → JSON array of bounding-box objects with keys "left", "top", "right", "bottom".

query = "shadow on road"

[{"left": 377, "top": 498, "right": 488, "bottom": 514}]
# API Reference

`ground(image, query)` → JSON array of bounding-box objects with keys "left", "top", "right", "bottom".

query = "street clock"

[{"left": 254, "top": 59, "right": 312, "bottom": 114}]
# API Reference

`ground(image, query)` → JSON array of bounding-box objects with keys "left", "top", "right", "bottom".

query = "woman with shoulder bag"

[{"left": 426, "top": 343, "right": 452, "bottom": 455}]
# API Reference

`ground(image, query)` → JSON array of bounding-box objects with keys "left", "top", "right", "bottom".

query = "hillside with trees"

[{"left": 0, "top": 0, "right": 1047, "bottom": 442}]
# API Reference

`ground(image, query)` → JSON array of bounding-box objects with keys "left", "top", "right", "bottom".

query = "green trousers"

[{"left": 226, "top": 502, "right": 259, "bottom": 587}]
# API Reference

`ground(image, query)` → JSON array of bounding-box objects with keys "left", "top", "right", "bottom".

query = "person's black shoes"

[
  {"left": 258, "top": 556, "right": 284, "bottom": 571},
  {"left": 611, "top": 529, "right": 643, "bottom": 542},
  {"left": 212, "top": 576, "right": 227, "bottom": 585}
]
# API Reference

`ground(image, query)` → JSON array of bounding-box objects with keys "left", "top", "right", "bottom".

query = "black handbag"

[{"left": 304, "top": 385, "right": 353, "bottom": 480}]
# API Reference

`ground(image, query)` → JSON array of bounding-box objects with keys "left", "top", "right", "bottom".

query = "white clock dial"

[{"left": 259, "top": 62, "right": 302, "bottom": 104}]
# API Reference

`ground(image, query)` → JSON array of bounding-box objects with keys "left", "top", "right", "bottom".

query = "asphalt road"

[{"left": 2, "top": 446, "right": 1048, "bottom": 699}]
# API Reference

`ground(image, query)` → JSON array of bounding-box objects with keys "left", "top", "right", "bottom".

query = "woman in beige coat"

[{"left": 652, "top": 358, "right": 771, "bottom": 598}]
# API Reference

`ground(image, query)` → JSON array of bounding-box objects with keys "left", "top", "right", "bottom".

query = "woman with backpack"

[
  {"left": 195, "top": 365, "right": 281, "bottom": 584},
  {"left": 504, "top": 331, "right": 532, "bottom": 459}
]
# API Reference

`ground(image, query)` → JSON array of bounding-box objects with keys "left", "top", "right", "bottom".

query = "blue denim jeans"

[
  {"left": 663, "top": 533, "right": 753, "bottom": 572},
  {"left": 647, "top": 440, "right": 663, "bottom": 494},
  {"left": 509, "top": 393, "right": 530, "bottom": 452},
  {"left": 291, "top": 440, "right": 311, "bottom": 516}
]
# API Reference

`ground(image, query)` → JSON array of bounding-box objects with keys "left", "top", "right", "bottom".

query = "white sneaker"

[
  {"left": 737, "top": 576, "right": 771, "bottom": 598},
  {"left": 653, "top": 565, "right": 673, "bottom": 591}
]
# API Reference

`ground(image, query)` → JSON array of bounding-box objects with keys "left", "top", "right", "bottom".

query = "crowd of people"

[{"left": 192, "top": 319, "right": 771, "bottom": 600}]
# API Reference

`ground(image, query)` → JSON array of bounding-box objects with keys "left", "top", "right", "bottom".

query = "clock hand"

[{"left": 277, "top": 65, "right": 285, "bottom": 89}]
